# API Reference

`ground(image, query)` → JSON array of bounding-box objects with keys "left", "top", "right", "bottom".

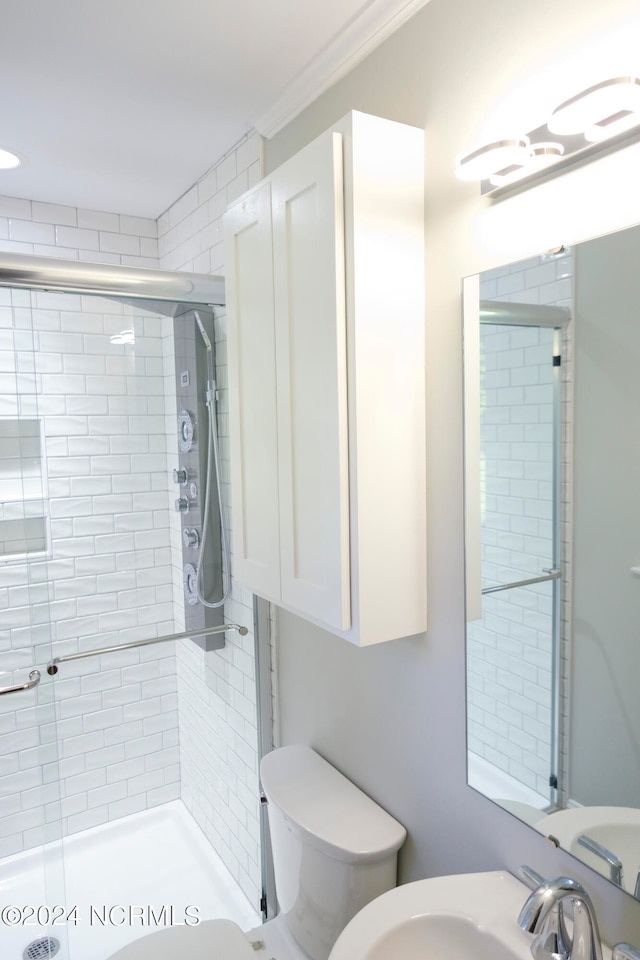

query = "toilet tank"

[{"left": 260, "top": 745, "right": 406, "bottom": 960}]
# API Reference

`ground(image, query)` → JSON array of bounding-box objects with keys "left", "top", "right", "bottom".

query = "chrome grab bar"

[
  {"left": 578, "top": 834, "right": 624, "bottom": 887},
  {"left": 482, "top": 570, "right": 562, "bottom": 595},
  {"left": 0, "top": 669, "right": 41, "bottom": 697},
  {"left": 46, "top": 623, "right": 248, "bottom": 676}
]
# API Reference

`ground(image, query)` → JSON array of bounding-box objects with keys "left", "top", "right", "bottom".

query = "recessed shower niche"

[{"left": 0, "top": 417, "right": 49, "bottom": 560}]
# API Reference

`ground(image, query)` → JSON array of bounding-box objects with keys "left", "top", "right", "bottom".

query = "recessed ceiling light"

[{"left": 0, "top": 148, "right": 21, "bottom": 170}]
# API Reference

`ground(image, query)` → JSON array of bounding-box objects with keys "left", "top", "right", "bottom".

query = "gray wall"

[
  {"left": 570, "top": 226, "right": 640, "bottom": 806},
  {"left": 265, "top": 0, "right": 640, "bottom": 942}
]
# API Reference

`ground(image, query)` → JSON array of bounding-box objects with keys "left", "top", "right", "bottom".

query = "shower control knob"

[
  {"left": 173, "top": 468, "right": 188, "bottom": 485},
  {"left": 183, "top": 528, "right": 200, "bottom": 548},
  {"left": 174, "top": 497, "right": 190, "bottom": 514},
  {"left": 189, "top": 481, "right": 198, "bottom": 499}
]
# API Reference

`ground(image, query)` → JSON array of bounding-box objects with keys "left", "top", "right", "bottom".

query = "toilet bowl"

[{"left": 108, "top": 745, "right": 406, "bottom": 960}]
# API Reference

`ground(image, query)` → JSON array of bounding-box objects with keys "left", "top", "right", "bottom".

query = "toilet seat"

[{"left": 106, "top": 918, "right": 257, "bottom": 960}]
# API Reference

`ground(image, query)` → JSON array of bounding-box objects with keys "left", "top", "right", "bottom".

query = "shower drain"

[{"left": 23, "top": 937, "right": 61, "bottom": 960}]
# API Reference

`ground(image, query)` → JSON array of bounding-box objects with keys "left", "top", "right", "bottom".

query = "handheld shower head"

[{"left": 193, "top": 309, "right": 215, "bottom": 398}]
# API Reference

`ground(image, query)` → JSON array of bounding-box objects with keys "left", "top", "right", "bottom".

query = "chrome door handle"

[{"left": 0, "top": 669, "right": 41, "bottom": 696}]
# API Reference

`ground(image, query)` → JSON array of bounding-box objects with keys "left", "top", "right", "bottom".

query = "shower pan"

[{"left": 0, "top": 255, "right": 264, "bottom": 960}]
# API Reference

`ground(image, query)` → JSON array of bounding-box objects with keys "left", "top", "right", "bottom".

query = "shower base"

[
  {"left": 1, "top": 800, "right": 260, "bottom": 960},
  {"left": 467, "top": 752, "right": 550, "bottom": 811}
]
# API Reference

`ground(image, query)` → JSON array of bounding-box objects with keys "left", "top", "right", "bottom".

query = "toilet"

[{"left": 108, "top": 744, "right": 406, "bottom": 960}]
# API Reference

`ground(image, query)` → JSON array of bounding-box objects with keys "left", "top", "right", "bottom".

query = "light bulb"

[
  {"left": 456, "top": 138, "right": 530, "bottom": 181},
  {"left": 489, "top": 143, "right": 564, "bottom": 188},
  {"left": 547, "top": 77, "right": 640, "bottom": 138},
  {"left": 0, "top": 148, "right": 21, "bottom": 170}
]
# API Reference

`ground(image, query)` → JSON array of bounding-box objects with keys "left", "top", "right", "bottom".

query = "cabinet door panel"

[
  {"left": 225, "top": 183, "right": 281, "bottom": 602},
  {"left": 272, "top": 131, "right": 351, "bottom": 630}
]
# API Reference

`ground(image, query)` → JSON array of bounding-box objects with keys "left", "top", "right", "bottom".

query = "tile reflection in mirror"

[{"left": 464, "top": 222, "right": 640, "bottom": 899}]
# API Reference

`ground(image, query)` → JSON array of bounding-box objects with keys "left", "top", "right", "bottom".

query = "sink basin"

[
  {"left": 328, "top": 870, "right": 533, "bottom": 960},
  {"left": 540, "top": 807, "right": 640, "bottom": 894}
]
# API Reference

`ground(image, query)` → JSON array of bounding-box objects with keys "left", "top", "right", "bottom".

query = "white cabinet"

[{"left": 225, "top": 111, "right": 425, "bottom": 646}]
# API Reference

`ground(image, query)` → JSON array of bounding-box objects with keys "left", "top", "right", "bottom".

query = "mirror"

[{"left": 464, "top": 221, "right": 640, "bottom": 899}]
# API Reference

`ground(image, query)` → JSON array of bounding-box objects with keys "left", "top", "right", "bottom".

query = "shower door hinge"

[{"left": 549, "top": 773, "right": 558, "bottom": 789}]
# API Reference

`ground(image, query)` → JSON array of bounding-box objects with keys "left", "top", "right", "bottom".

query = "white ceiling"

[{"left": 0, "top": 0, "right": 428, "bottom": 219}]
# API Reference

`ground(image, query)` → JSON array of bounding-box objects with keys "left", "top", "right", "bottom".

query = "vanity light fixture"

[
  {"left": 456, "top": 138, "right": 530, "bottom": 181},
  {"left": 0, "top": 148, "right": 21, "bottom": 170},
  {"left": 457, "top": 76, "right": 640, "bottom": 197},
  {"left": 548, "top": 77, "right": 640, "bottom": 140},
  {"left": 488, "top": 142, "right": 565, "bottom": 188}
]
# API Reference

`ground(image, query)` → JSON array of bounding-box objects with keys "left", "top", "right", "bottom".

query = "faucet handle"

[
  {"left": 520, "top": 864, "right": 546, "bottom": 890},
  {"left": 578, "top": 834, "right": 624, "bottom": 887},
  {"left": 613, "top": 945, "right": 640, "bottom": 960}
]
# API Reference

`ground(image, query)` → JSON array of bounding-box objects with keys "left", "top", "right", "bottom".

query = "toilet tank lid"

[{"left": 260, "top": 745, "right": 406, "bottom": 864}]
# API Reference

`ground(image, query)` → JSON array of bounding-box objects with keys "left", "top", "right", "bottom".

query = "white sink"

[
  {"left": 329, "top": 870, "right": 533, "bottom": 960},
  {"left": 540, "top": 807, "right": 640, "bottom": 894}
]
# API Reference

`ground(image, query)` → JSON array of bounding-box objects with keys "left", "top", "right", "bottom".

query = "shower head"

[
  {"left": 193, "top": 309, "right": 212, "bottom": 352},
  {"left": 193, "top": 310, "right": 215, "bottom": 400}
]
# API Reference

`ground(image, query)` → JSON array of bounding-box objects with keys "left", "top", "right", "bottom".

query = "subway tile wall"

[
  {"left": 0, "top": 197, "right": 159, "bottom": 266},
  {"left": 158, "top": 131, "right": 263, "bottom": 908},
  {"left": 0, "top": 139, "right": 263, "bottom": 911},
  {"left": 467, "top": 251, "right": 573, "bottom": 802}
]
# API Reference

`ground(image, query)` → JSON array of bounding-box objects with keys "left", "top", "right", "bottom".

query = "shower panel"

[{"left": 172, "top": 308, "right": 225, "bottom": 647}]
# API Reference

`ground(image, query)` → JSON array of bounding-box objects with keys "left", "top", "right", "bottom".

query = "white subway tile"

[
  {"left": 77, "top": 208, "right": 120, "bottom": 231},
  {"left": 54, "top": 226, "right": 100, "bottom": 254},
  {"left": 9, "top": 219, "right": 55, "bottom": 244},
  {"left": 0, "top": 196, "right": 31, "bottom": 219},
  {"left": 31, "top": 201, "right": 77, "bottom": 226},
  {"left": 99, "top": 232, "right": 140, "bottom": 256},
  {"left": 119, "top": 215, "right": 157, "bottom": 238}
]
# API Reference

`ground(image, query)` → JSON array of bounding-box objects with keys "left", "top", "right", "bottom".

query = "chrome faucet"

[
  {"left": 518, "top": 876, "right": 603, "bottom": 960},
  {"left": 578, "top": 834, "right": 624, "bottom": 888}
]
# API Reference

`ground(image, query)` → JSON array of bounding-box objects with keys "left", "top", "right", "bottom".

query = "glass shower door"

[
  {"left": 466, "top": 315, "right": 565, "bottom": 812},
  {"left": 0, "top": 285, "right": 69, "bottom": 960},
  {"left": 1, "top": 271, "right": 261, "bottom": 960}
]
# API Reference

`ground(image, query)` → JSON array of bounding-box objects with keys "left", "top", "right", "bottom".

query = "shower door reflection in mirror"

[{"left": 464, "top": 225, "right": 640, "bottom": 900}]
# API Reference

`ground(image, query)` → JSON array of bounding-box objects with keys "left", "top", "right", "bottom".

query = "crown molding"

[{"left": 253, "top": 0, "right": 431, "bottom": 138}]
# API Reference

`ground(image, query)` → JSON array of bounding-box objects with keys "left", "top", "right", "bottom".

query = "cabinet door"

[
  {"left": 271, "top": 131, "right": 351, "bottom": 630},
  {"left": 225, "top": 182, "right": 281, "bottom": 602}
]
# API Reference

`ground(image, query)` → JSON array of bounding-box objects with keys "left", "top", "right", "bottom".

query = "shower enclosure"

[
  {"left": 464, "top": 269, "right": 573, "bottom": 815},
  {"left": 0, "top": 256, "right": 263, "bottom": 960}
]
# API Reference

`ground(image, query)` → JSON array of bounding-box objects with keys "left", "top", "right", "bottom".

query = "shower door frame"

[
  {"left": 465, "top": 287, "right": 571, "bottom": 809},
  {"left": 0, "top": 252, "right": 273, "bottom": 938}
]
